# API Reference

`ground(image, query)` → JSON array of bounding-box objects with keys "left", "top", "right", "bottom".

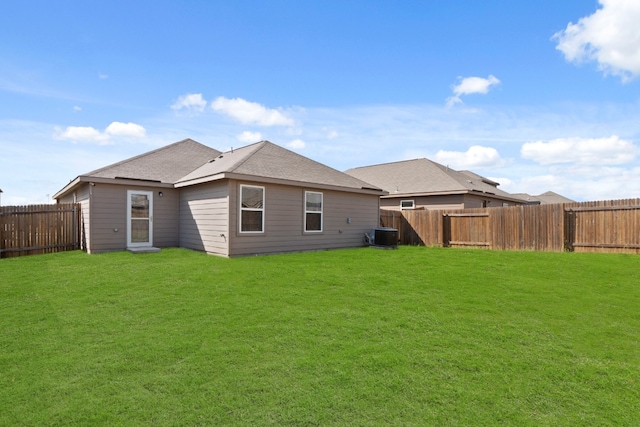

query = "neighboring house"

[
  {"left": 54, "top": 139, "right": 385, "bottom": 257},
  {"left": 511, "top": 191, "right": 576, "bottom": 205},
  {"left": 345, "top": 158, "right": 526, "bottom": 211}
]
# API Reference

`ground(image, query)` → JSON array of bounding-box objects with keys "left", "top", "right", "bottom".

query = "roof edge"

[
  {"left": 177, "top": 172, "right": 388, "bottom": 195},
  {"left": 53, "top": 176, "right": 175, "bottom": 199},
  {"left": 382, "top": 189, "right": 524, "bottom": 202}
]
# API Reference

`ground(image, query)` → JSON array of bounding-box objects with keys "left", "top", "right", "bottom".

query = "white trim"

[
  {"left": 127, "top": 190, "right": 153, "bottom": 247},
  {"left": 400, "top": 199, "right": 415, "bottom": 210},
  {"left": 304, "top": 191, "right": 323, "bottom": 233},
  {"left": 239, "top": 184, "right": 265, "bottom": 234}
]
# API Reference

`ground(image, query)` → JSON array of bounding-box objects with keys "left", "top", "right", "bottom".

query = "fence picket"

[
  {"left": 380, "top": 198, "right": 640, "bottom": 254},
  {"left": 0, "top": 204, "right": 81, "bottom": 258}
]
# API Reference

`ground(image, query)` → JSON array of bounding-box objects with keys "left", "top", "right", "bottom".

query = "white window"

[
  {"left": 240, "top": 185, "right": 265, "bottom": 233},
  {"left": 400, "top": 200, "right": 415, "bottom": 210},
  {"left": 305, "top": 191, "right": 323, "bottom": 232}
]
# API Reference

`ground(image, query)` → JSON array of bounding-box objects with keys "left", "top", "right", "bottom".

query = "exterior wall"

[
  {"left": 227, "top": 180, "right": 380, "bottom": 257},
  {"left": 382, "top": 194, "right": 521, "bottom": 211},
  {"left": 179, "top": 181, "right": 229, "bottom": 256},
  {"left": 58, "top": 184, "right": 92, "bottom": 252},
  {"left": 79, "top": 197, "right": 91, "bottom": 252},
  {"left": 381, "top": 194, "right": 465, "bottom": 211},
  {"left": 152, "top": 188, "right": 180, "bottom": 248},
  {"left": 461, "top": 194, "right": 519, "bottom": 209},
  {"left": 86, "top": 183, "right": 179, "bottom": 253}
]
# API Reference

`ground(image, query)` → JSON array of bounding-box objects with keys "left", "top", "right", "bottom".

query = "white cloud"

[
  {"left": 513, "top": 165, "right": 640, "bottom": 202},
  {"left": 434, "top": 145, "right": 505, "bottom": 169},
  {"left": 55, "top": 126, "right": 110, "bottom": 144},
  {"left": 55, "top": 121, "right": 146, "bottom": 144},
  {"left": 12, "top": 100, "right": 639, "bottom": 204},
  {"left": 446, "top": 75, "right": 500, "bottom": 107},
  {"left": 521, "top": 135, "right": 636, "bottom": 165},
  {"left": 326, "top": 129, "right": 339, "bottom": 139},
  {"left": 211, "top": 96, "right": 295, "bottom": 126},
  {"left": 453, "top": 75, "right": 501, "bottom": 96},
  {"left": 105, "top": 121, "right": 147, "bottom": 138},
  {"left": 553, "top": 0, "right": 640, "bottom": 81},
  {"left": 98, "top": 73, "right": 109, "bottom": 79},
  {"left": 287, "top": 139, "right": 306, "bottom": 150},
  {"left": 73, "top": 106, "right": 82, "bottom": 112},
  {"left": 489, "top": 176, "right": 514, "bottom": 190},
  {"left": 236, "top": 131, "right": 263, "bottom": 143},
  {"left": 171, "top": 93, "right": 207, "bottom": 113}
]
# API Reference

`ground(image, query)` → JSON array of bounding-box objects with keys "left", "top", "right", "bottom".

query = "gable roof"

[
  {"left": 84, "top": 138, "right": 221, "bottom": 183},
  {"left": 54, "top": 139, "right": 221, "bottom": 199},
  {"left": 511, "top": 191, "right": 576, "bottom": 205},
  {"left": 176, "top": 140, "right": 384, "bottom": 194},
  {"left": 345, "top": 158, "right": 523, "bottom": 202},
  {"left": 54, "top": 139, "right": 384, "bottom": 199},
  {"left": 459, "top": 170, "right": 500, "bottom": 187}
]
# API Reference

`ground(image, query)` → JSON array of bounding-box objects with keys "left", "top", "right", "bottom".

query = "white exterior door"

[{"left": 127, "top": 190, "right": 153, "bottom": 247}]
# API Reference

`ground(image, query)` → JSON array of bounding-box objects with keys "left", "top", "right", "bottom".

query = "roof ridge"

[
  {"left": 176, "top": 146, "right": 225, "bottom": 180},
  {"left": 85, "top": 138, "right": 211, "bottom": 176},
  {"left": 257, "top": 141, "right": 379, "bottom": 188},
  {"left": 426, "top": 161, "right": 470, "bottom": 190},
  {"left": 347, "top": 157, "right": 428, "bottom": 171},
  {"left": 226, "top": 140, "right": 269, "bottom": 173}
]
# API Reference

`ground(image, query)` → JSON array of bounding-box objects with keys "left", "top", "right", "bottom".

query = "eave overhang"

[
  {"left": 381, "top": 189, "right": 525, "bottom": 204},
  {"left": 53, "top": 176, "right": 174, "bottom": 200},
  {"left": 175, "top": 172, "right": 387, "bottom": 196}
]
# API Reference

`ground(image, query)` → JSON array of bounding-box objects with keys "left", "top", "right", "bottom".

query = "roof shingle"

[
  {"left": 178, "top": 141, "right": 382, "bottom": 191},
  {"left": 85, "top": 138, "right": 221, "bottom": 183},
  {"left": 345, "top": 158, "right": 518, "bottom": 200}
]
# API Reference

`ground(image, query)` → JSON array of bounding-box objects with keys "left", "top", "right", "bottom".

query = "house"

[
  {"left": 511, "top": 191, "right": 576, "bottom": 205},
  {"left": 54, "top": 139, "right": 385, "bottom": 257},
  {"left": 344, "top": 158, "right": 526, "bottom": 211}
]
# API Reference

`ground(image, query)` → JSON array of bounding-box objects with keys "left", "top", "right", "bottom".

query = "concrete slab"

[{"left": 127, "top": 247, "right": 161, "bottom": 254}]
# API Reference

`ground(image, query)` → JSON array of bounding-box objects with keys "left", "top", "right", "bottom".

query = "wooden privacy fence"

[
  {"left": 0, "top": 204, "right": 81, "bottom": 258},
  {"left": 381, "top": 198, "right": 640, "bottom": 254}
]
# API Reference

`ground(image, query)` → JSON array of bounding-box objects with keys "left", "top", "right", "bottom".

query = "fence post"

[
  {"left": 72, "top": 204, "right": 78, "bottom": 250},
  {"left": 0, "top": 207, "right": 4, "bottom": 258},
  {"left": 564, "top": 208, "right": 575, "bottom": 252},
  {"left": 442, "top": 213, "right": 450, "bottom": 247}
]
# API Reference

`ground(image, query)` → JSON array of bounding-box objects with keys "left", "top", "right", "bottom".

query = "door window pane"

[
  {"left": 131, "top": 219, "right": 150, "bottom": 243},
  {"left": 131, "top": 195, "right": 150, "bottom": 218}
]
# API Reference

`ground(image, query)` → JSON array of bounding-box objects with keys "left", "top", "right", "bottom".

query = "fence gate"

[{"left": 443, "top": 212, "right": 490, "bottom": 249}]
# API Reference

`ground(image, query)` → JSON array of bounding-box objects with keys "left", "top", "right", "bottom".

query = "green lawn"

[{"left": 1, "top": 247, "right": 639, "bottom": 426}]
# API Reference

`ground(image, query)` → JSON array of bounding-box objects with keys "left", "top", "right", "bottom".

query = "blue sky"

[{"left": 1, "top": 0, "right": 640, "bottom": 204}]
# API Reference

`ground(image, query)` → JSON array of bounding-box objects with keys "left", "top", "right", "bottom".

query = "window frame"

[
  {"left": 239, "top": 184, "right": 265, "bottom": 234},
  {"left": 304, "top": 191, "right": 323, "bottom": 233},
  {"left": 400, "top": 199, "right": 415, "bottom": 210}
]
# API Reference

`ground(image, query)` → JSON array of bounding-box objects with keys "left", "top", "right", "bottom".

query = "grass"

[{"left": 1, "top": 247, "right": 639, "bottom": 426}]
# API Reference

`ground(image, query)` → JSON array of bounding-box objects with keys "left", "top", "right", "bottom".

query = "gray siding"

[
  {"left": 79, "top": 198, "right": 91, "bottom": 252},
  {"left": 58, "top": 183, "right": 91, "bottom": 253},
  {"left": 228, "top": 180, "right": 379, "bottom": 257},
  {"left": 59, "top": 184, "right": 92, "bottom": 252},
  {"left": 382, "top": 193, "right": 519, "bottom": 211},
  {"left": 77, "top": 185, "right": 91, "bottom": 253},
  {"left": 87, "top": 183, "right": 179, "bottom": 253},
  {"left": 179, "top": 181, "right": 229, "bottom": 256},
  {"left": 462, "top": 194, "right": 517, "bottom": 208},
  {"left": 381, "top": 195, "right": 466, "bottom": 211},
  {"left": 153, "top": 189, "right": 180, "bottom": 247}
]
